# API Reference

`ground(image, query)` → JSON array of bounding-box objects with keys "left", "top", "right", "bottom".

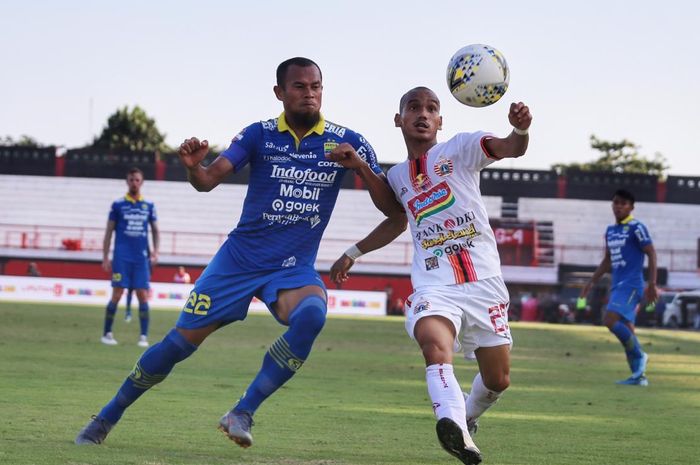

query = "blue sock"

[
  {"left": 610, "top": 321, "right": 643, "bottom": 360},
  {"left": 139, "top": 302, "right": 149, "bottom": 336},
  {"left": 235, "top": 295, "right": 326, "bottom": 415},
  {"left": 99, "top": 329, "right": 197, "bottom": 424},
  {"left": 103, "top": 301, "right": 117, "bottom": 335}
]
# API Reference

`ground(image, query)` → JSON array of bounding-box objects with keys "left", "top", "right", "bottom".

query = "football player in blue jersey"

[
  {"left": 580, "top": 189, "right": 658, "bottom": 386},
  {"left": 100, "top": 167, "right": 159, "bottom": 348},
  {"left": 76, "top": 57, "right": 404, "bottom": 447}
]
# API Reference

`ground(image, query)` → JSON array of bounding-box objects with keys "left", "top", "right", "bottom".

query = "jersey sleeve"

[
  {"left": 453, "top": 131, "right": 497, "bottom": 171},
  {"left": 149, "top": 203, "right": 158, "bottom": 222},
  {"left": 350, "top": 131, "right": 383, "bottom": 175},
  {"left": 221, "top": 122, "right": 262, "bottom": 172},
  {"left": 633, "top": 222, "right": 653, "bottom": 248},
  {"left": 108, "top": 201, "right": 118, "bottom": 222}
]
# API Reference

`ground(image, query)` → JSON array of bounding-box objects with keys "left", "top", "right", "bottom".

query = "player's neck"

[{"left": 405, "top": 140, "right": 437, "bottom": 160}]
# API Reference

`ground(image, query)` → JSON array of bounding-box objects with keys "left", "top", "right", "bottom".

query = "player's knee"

[
  {"left": 484, "top": 372, "right": 510, "bottom": 392},
  {"left": 290, "top": 296, "right": 327, "bottom": 336},
  {"left": 420, "top": 342, "right": 452, "bottom": 365}
]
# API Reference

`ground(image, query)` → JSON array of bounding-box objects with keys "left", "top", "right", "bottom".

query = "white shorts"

[{"left": 404, "top": 275, "right": 513, "bottom": 358}]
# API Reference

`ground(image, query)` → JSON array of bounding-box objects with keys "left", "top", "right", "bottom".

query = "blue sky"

[{"left": 1, "top": 0, "right": 698, "bottom": 175}]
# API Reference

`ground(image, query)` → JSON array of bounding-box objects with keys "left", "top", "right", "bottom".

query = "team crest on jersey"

[
  {"left": 412, "top": 173, "right": 432, "bottom": 192},
  {"left": 400, "top": 187, "right": 409, "bottom": 197},
  {"left": 408, "top": 181, "right": 456, "bottom": 226},
  {"left": 414, "top": 300, "right": 431, "bottom": 314},
  {"left": 323, "top": 140, "right": 339, "bottom": 157},
  {"left": 434, "top": 157, "right": 454, "bottom": 177},
  {"left": 424, "top": 256, "right": 440, "bottom": 270}
]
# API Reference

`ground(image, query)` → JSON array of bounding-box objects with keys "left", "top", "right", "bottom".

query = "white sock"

[
  {"left": 426, "top": 364, "right": 468, "bottom": 432},
  {"left": 465, "top": 372, "right": 503, "bottom": 423}
]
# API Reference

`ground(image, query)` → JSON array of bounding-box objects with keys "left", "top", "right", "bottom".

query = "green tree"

[
  {"left": 553, "top": 135, "right": 668, "bottom": 176},
  {"left": 1, "top": 135, "right": 43, "bottom": 147},
  {"left": 92, "top": 106, "right": 170, "bottom": 152}
]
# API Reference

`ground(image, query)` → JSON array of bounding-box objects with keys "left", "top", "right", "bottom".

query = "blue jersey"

[
  {"left": 108, "top": 194, "right": 157, "bottom": 262},
  {"left": 220, "top": 113, "right": 382, "bottom": 270},
  {"left": 605, "top": 216, "right": 652, "bottom": 288}
]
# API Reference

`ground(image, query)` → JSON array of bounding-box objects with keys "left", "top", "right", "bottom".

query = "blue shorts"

[
  {"left": 111, "top": 257, "right": 150, "bottom": 289},
  {"left": 607, "top": 284, "right": 644, "bottom": 322},
  {"left": 176, "top": 243, "right": 326, "bottom": 329}
]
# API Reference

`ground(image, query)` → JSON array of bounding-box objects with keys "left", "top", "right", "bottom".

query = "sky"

[{"left": 2, "top": 0, "right": 699, "bottom": 175}]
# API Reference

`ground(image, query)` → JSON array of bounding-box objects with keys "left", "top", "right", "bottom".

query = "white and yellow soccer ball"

[{"left": 446, "top": 44, "right": 509, "bottom": 107}]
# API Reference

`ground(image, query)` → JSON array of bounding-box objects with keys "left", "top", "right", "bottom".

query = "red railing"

[
  {"left": 0, "top": 223, "right": 414, "bottom": 266},
  {"left": 1, "top": 223, "right": 696, "bottom": 271}
]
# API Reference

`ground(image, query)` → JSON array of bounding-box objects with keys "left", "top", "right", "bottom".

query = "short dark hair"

[
  {"left": 399, "top": 86, "right": 438, "bottom": 112},
  {"left": 127, "top": 167, "right": 143, "bottom": 177},
  {"left": 276, "top": 57, "right": 322, "bottom": 88},
  {"left": 613, "top": 189, "right": 635, "bottom": 204}
]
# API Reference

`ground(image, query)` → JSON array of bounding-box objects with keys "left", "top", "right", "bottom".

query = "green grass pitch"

[{"left": 1, "top": 301, "right": 698, "bottom": 465}]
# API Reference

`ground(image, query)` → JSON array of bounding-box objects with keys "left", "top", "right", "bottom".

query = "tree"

[
  {"left": 92, "top": 106, "right": 170, "bottom": 152},
  {"left": 552, "top": 135, "right": 668, "bottom": 176},
  {"left": 1, "top": 135, "right": 43, "bottom": 147}
]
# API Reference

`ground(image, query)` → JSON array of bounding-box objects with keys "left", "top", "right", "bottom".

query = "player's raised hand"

[
  {"left": 326, "top": 143, "right": 367, "bottom": 170},
  {"left": 508, "top": 102, "right": 532, "bottom": 132},
  {"left": 178, "top": 137, "right": 209, "bottom": 169},
  {"left": 330, "top": 254, "right": 355, "bottom": 284}
]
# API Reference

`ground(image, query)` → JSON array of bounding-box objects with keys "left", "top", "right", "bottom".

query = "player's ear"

[
  {"left": 394, "top": 113, "right": 401, "bottom": 128},
  {"left": 273, "top": 85, "right": 284, "bottom": 101},
  {"left": 438, "top": 115, "right": 443, "bottom": 131}
]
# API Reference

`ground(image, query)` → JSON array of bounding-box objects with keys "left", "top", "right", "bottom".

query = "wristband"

[
  {"left": 344, "top": 244, "right": 364, "bottom": 260},
  {"left": 513, "top": 127, "right": 529, "bottom": 136}
]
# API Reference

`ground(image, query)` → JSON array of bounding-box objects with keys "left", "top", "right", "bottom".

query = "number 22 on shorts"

[{"left": 183, "top": 291, "right": 211, "bottom": 315}]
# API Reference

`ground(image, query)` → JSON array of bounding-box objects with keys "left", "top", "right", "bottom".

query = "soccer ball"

[{"left": 446, "top": 44, "right": 509, "bottom": 107}]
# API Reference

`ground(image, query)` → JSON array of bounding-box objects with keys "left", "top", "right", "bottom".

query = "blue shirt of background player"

[
  {"left": 108, "top": 194, "right": 157, "bottom": 262},
  {"left": 220, "top": 112, "right": 382, "bottom": 270},
  {"left": 605, "top": 215, "right": 653, "bottom": 289}
]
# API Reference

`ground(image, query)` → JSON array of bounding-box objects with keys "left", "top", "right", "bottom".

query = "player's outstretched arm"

[
  {"left": 102, "top": 220, "right": 115, "bottom": 272},
  {"left": 327, "top": 143, "right": 402, "bottom": 217},
  {"left": 178, "top": 137, "right": 234, "bottom": 192},
  {"left": 330, "top": 212, "right": 407, "bottom": 284},
  {"left": 580, "top": 249, "right": 611, "bottom": 298},
  {"left": 484, "top": 102, "right": 532, "bottom": 159},
  {"left": 643, "top": 244, "right": 659, "bottom": 302}
]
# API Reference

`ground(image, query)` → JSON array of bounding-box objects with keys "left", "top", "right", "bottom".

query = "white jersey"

[{"left": 387, "top": 131, "right": 502, "bottom": 288}]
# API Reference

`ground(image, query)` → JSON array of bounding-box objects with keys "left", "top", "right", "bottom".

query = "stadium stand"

[{"left": 1, "top": 157, "right": 699, "bottom": 291}]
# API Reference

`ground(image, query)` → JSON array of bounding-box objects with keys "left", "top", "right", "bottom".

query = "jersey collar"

[
  {"left": 125, "top": 193, "right": 144, "bottom": 203},
  {"left": 277, "top": 112, "right": 325, "bottom": 149},
  {"left": 618, "top": 214, "right": 634, "bottom": 225}
]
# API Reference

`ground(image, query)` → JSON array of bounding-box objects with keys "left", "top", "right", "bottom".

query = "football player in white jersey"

[{"left": 328, "top": 87, "right": 531, "bottom": 465}]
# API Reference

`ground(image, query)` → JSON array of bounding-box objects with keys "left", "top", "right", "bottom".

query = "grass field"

[{"left": 1, "top": 301, "right": 698, "bottom": 465}]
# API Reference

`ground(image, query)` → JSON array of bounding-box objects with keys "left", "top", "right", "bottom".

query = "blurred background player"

[
  {"left": 330, "top": 87, "right": 531, "bottom": 465},
  {"left": 580, "top": 189, "right": 657, "bottom": 385},
  {"left": 100, "top": 167, "right": 159, "bottom": 347},
  {"left": 75, "top": 57, "right": 401, "bottom": 447}
]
